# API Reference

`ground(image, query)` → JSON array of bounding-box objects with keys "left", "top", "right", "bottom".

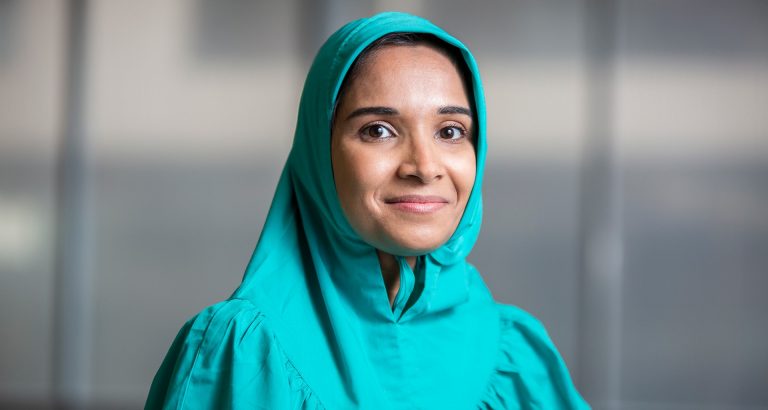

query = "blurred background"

[{"left": 0, "top": 0, "right": 766, "bottom": 409}]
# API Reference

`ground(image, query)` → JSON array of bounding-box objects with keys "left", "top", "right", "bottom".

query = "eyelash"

[{"left": 357, "top": 122, "right": 469, "bottom": 143}]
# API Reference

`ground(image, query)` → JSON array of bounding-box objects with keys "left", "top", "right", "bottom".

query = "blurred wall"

[
  {"left": 0, "top": 0, "right": 766, "bottom": 409},
  {"left": 0, "top": 0, "right": 63, "bottom": 403}
]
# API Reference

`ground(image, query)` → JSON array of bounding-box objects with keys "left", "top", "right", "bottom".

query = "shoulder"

[
  {"left": 145, "top": 299, "right": 324, "bottom": 409},
  {"left": 494, "top": 304, "right": 570, "bottom": 377},
  {"left": 496, "top": 303, "right": 550, "bottom": 341},
  {"left": 478, "top": 303, "right": 591, "bottom": 409},
  {"left": 184, "top": 298, "right": 267, "bottom": 354}
]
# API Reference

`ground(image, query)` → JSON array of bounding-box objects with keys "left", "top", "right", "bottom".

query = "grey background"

[{"left": 0, "top": 0, "right": 766, "bottom": 409}]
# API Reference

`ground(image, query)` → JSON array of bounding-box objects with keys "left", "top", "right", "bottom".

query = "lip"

[{"left": 384, "top": 195, "right": 449, "bottom": 213}]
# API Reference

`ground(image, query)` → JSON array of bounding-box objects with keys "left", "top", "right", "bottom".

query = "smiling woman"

[
  {"left": 331, "top": 37, "right": 477, "bottom": 305},
  {"left": 146, "top": 12, "right": 589, "bottom": 409}
]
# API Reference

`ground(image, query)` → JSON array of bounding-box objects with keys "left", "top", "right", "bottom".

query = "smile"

[{"left": 384, "top": 195, "right": 449, "bottom": 213}]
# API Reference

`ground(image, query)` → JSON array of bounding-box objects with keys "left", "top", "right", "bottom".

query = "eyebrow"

[
  {"left": 346, "top": 106, "right": 398, "bottom": 120},
  {"left": 345, "top": 105, "right": 473, "bottom": 120},
  {"left": 438, "top": 105, "right": 473, "bottom": 117}
]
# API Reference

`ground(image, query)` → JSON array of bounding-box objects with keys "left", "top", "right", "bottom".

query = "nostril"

[{"left": 396, "top": 139, "right": 444, "bottom": 183}]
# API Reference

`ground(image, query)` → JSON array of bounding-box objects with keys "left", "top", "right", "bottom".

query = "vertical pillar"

[
  {"left": 576, "top": 0, "right": 623, "bottom": 407},
  {"left": 53, "top": 0, "right": 92, "bottom": 407}
]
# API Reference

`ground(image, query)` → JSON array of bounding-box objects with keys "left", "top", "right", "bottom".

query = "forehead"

[{"left": 340, "top": 45, "right": 470, "bottom": 107}]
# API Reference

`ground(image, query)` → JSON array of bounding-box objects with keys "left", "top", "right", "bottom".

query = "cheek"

[
  {"left": 452, "top": 150, "right": 477, "bottom": 203},
  {"left": 334, "top": 146, "right": 393, "bottom": 211}
]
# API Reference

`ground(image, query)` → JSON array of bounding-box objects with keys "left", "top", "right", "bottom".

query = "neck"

[{"left": 376, "top": 250, "right": 416, "bottom": 309}]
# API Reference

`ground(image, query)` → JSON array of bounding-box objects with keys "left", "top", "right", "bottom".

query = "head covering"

[
  {"left": 146, "top": 11, "right": 589, "bottom": 410},
  {"left": 233, "top": 11, "right": 495, "bottom": 406},
  {"left": 237, "top": 12, "right": 485, "bottom": 323}
]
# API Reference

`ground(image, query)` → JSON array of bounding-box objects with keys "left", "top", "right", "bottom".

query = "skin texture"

[{"left": 331, "top": 45, "right": 476, "bottom": 306}]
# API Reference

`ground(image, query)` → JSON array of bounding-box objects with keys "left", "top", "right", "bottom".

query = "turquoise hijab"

[{"left": 146, "top": 12, "right": 589, "bottom": 409}]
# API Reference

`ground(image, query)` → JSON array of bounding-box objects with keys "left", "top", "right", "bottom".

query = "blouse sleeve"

[
  {"left": 479, "top": 305, "right": 591, "bottom": 410},
  {"left": 144, "top": 299, "right": 323, "bottom": 410}
]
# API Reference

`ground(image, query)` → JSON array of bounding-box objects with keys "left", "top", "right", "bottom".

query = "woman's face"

[{"left": 331, "top": 44, "right": 476, "bottom": 256}]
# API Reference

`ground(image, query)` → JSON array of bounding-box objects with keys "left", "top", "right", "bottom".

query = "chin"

[{"left": 383, "top": 229, "right": 450, "bottom": 256}]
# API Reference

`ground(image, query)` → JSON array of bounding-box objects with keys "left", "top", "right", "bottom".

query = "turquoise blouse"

[{"left": 146, "top": 12, "right": 589, "bottom": 410}]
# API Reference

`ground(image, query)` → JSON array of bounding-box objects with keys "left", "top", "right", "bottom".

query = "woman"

[{"left": 146, "top": 12, "right": 589, "bottom": 409}]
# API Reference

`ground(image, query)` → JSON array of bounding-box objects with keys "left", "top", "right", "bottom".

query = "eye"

[
  {"left": 438, "top": 125, "right": 467, "bottom": 141},
  {"left": 360, "top": 124, "right": 394, "bottom": 140}
]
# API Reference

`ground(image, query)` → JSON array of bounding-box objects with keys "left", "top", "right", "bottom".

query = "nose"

[{"left": 396, "top": 131, "right": 443, "bottom": 183}]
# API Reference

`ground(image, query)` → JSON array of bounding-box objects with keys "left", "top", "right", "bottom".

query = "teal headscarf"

[{"left": 146, "top": 12, "right": 589, "bottom": 409}]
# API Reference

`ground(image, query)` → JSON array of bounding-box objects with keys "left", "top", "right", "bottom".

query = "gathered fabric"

[{"left": 146, "top": 12, "right": 589, "bottom": 409}]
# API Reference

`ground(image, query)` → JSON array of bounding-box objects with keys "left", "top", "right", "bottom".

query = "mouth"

[{"left": 383, "top": 195, "right": 449, "bottom": 214}]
